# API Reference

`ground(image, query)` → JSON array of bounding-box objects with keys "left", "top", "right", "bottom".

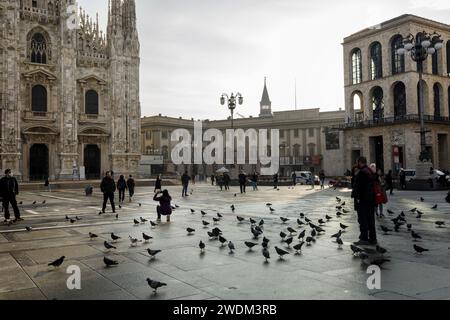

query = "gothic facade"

[{"left": 0, "top": 0, "right": 141, "bottom": 181}]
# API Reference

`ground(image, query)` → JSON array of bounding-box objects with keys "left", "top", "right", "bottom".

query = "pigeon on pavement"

[
  {"left": 48, "top": 256, "right": 65, "bottom": 268},
  {"left": 146, "top": 278, "right": 167, "bottom": 293},
  {"left": 104, "top": 257, "right": 119, "bottom": 267}
]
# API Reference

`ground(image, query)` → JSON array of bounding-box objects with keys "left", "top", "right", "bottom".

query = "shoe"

[
  {"left": 353, "top": 240, "right": 370, "bottom": 246},
  {"left": 166, "top": 216, "right": 171, "bottom": 222}
]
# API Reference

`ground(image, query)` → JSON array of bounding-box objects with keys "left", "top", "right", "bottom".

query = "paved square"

[{"left": 0, "top": 184, "right": 449, "bottom": 300}]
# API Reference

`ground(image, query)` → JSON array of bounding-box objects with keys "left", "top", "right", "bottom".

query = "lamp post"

[
  {"left": 397, "top": 31, "right": 443, "bottom": 162},
  {"left": 220, "top": 93, "right": 243, "bottom": 129}
]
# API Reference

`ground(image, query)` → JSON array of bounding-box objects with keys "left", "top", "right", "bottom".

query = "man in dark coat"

[
  {"left": 127, "top": 175, "right": 135, "bottom": 202},
  {"left": 238, "top": 171, "right": 247, "bottom": 194},
  {"left": 181, "top": 171, "right": 190, "bottom": 197},
  {"left": 351, "top": 157, "right": 377, "bottom": 246},
  {"left": 0, "top": 169, "right": 22, "bottom": 223},
  {"left": 385, "top": 170, "right": 394, "bottom": 195},
  {"left": 100, "top": 171, "right": 116, "bottom": 214}
]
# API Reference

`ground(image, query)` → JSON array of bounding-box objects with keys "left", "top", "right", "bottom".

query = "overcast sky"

[{"left": 78, "top": 0, "right": 450, "bottom": 120}]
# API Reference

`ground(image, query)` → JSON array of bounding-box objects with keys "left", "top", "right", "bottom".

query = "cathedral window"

[
  {"left": 85, "top": 90, "right": 99, "bottom": 115},
  {"left": 30, "top": 33, "right": 49, "bottom": 64},
  {"left": 32, "top": 85, "right": 47, "bottom": 112}
]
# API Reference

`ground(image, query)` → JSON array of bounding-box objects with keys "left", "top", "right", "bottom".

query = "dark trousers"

[
  {"left": 182, "top": 184, "right": 189, "bottom": 196},
  {"left": 128, "top": 187, "right": 135, "bottom": 199},
  {"left": 157, "top": 206, "right": 171, "bottom": 219},
  {"left": 2, "top": 196, "right": 21, "bottom": 220},
  {"left": 102, "top": 192, "right": 116, "bottom": 213},
  {"left": 387, "top": 184, "right": 394, "bottom": 195},
  {"left": 240, "top": 183, "right": 246, "bottom": 194},
  {"left": 356, "top": 202, "right": 376, "bottom": 242},
  {"left": 118, "top": 189, "right": 126, "bottom": 203}
]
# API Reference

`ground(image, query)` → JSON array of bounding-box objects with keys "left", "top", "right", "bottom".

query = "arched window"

[
  {"left": 351, "top": 48, "right": 362, "bottom": 84},
  {"left": 446, "top": 41, "right": 450, "bottom": 76},
  {"left": 30, "top": 33, "right": 48, "bottom": 64},
  {"left": 370, "top": 42, "right": 383, "bottom": 80},
  {"left": 393, "top": 82, "right": 406, "bottom": 119},
  {"left": 31, "top": 85, "right": 47, "bottom": 112},
  {"left": 391, "top": 35, "right": 405, "bottom": 75},
  {"left": 432, "top": 51, "right": 439, "bottom": 75},
  {"left": 434, "top": 83, "right": 441, "bottom": 117},
  {"left": 85, "top": 90, "right": 99, "bottom": 115},
  {"left": 352, "top": 91, "right": 363, "bottom": 122},
  {"left": 371, "top": 86, "right": 384, "bottom": 121}
]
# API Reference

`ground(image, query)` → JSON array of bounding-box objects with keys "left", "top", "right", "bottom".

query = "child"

[{"left": 153, "top": 190, "right": 172, "bottom": 223}]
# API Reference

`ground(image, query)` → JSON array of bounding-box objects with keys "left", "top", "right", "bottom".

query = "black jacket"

[
  {"left": 117, "top": 178, "right": 127, "bottom": 190},
  {"left": 351, "top": 166, "right": 375, "bottom": 206},
  {"left": 0, "top": 176, "right": 19, "bottom": 198},
  {"left": 100, "top": 177, "right": 116, "bottom": 194},
  {"left": 127, "top": 178, "right": 135, "bottom": 189},
  {"left": 181, "top": 174, "right": 190, "bottom": 185},
  {"left": 238, "top": 174, "right": 247, "bottom": 184},
  {"left": 155, "top": 178, "right": 162, "bottom": 190}
]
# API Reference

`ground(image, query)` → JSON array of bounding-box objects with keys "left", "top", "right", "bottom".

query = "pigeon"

[
  {"left": 316, "top": 226, "right": 326, "bottom": 234},
  {"left": 133, "top": 219, "right": 140, "bottom": 225},
  {"left": 245, "top": 242, "right": 257, "bottom": 250},
  {"left": 297, "top": 219, "right": 305, "bottom": 227},
  {"left": 26, "top": 226, "right": 33, "bottom": 232},
  {"left": 119, "top": 204, "right": 122, "bottom": 209},
  {"left": 249, "top": 218, "right": 257, "bottom": 225},
  {"left": 342, "top": 209, "right": 350, "bottom": 214},
  {"left": 325, "top": 215, "right": 332, "bottom": 221},
  {"left": 350, "top": 244, "right": 363, "bottom": 256},
  {"left": 414, "top": 244, "right": 429, "bottom": 254},
  {"left": 111, "top": 233, "right": 121, "bottom": 242},
  {"left": 202, "top": 220, "right": 210, "bottom": 227},
  {"left": 369, "top": 258, "right": 391, "bottom": 267},
  {"left": 287, "top": 227, "right": 296, "bottom": 235},
  {"left": 381, "top": 226, "right": 392, "bottom": 234},
  {"left": 311, "top": 229, "right": 317, "bottom": 238},
  {"left": 298, "top": 230, "right": 306, "bottom": 240},
  {"left": 48, "top": 256, "right": 65, "bottom": 268},
  {"left": 175, "top": 204, "right": 180, "bottom": 208},
  {"left": 140, "top": 217, "right": 148, "bottom": 223},
  {"left": 305, "top": 236, "right": 314, "bottom": 245},
  {"left": 187, "top": 228, "right": 195, "bottom": 235},
  {"left": 305, "top": 217, "right": 311, "bottom": 223},
  {"left": 231, "top": 205, "right": 235, "bottom": 212},
  {"left": 212, "top": 228, "right": 222, "bottom": 237},
  {"left": 228, "top": 241, "right": 235, "bottom": 254},
  {"left": 431, "top": 204, "right": 438, "bottom": 210},
  {"left": 341, "top": 202, "right": 346, "bottom": 206},
  {"left": 146, "top": 278, "right": 167, "bottom": 293},
  {"left": 147, "top": 249, "right": 162, "bottom": 258},
  {"left": 219, "top": 236, "right": 227, "bottom": 246},
  {"left": 331, "top": 230, "right": 342, "bottom": 239},
  {"left": 293, "top": 242, "right": 305, "bottom": 254},
  {"left": 104, "top": 241, "right": 116, "bottom": 250},
  {"left": 300, "top": 213, "right": 305, "bottom": 218},
  {"left": 259, "top": 220, "right": 265, "bottom": 227},
  {"left": 262, "top": 248, "right": 270, "bottom": 262},
  {"left": 65, "top": 215, "right": 70, "bottom": 221},
  {"left": 75, "top": 216, "right": 82, "bottom": 221},
  {"left": 280, "top": 231, "right": 287, "bottom": 239},
  {"left": 336, "top": 237, "right": 344, "bottom": 248},
  {"left": 340, "top": 223, "right": 349, "bottom": 231},
  {"left": 115, "top": 214, "right": 119, "bottom": 220},
  {"left": 32, "top": 201, "right": 37, "bottom": 205},
  {"left": 89, "top": 232, "right": 98, "bottom": 240},
  {"left": 387, "top": 209, "right": 395, "bottom": 215},
  {"left": 129, "top": 236, "right": 142, "bottom": 246},
  {"left": 336, "top": 212, "right": 343, "bottom": 218},
  {"left": 70, "top": 219, "right": 76, "bottom": 224},
  {"left": 284, "top": 237, "right": 293, "bottom": 247},
  {"left": 410, "top": 208, "right": 417, "bottom": 213},
  {"left": 142, "top": 233, "right": 153, "bottom": 242},
  {"left": 262, "top": 237, "right": 270, "bottom": 244},
  {"left": 275, "top": 246, "right": 289, "bottom": 259},
  {"left": 336, "top": 206, "right": 342, "bottom": 210},
  {"left": 201, "top": 211, "right": 207, "bottom": 217},
  {"left": 266, "top": 203, "right": 273, "bottom": 207},
  {"left": 199, "top": 241, "right": 206, "bottom": 252},
  {"left": 376, "top": 245, "right": 387, "bottom": 254},
  {"left": 420, "top": 197, "right": 425, "bottom": 202},
  {"left": 207, "top": 231, "right": 216, "bottom": 239},
  {"left": 435, "top": 221, "right": 445, "bottom": 228},
  {"left": 251, "top": 227, "right": 262, "bottom": 239},
  {"left": 269, "top": 207, "right": 275, "bottom": 213},
  {"left": 150, "top": 221, "right": 158, "bottom": 227},
  {"left": 190, "top": 209, "right": 196, "bottom": 214},
  {"left": 217, "top": 213, "right": 223, "bottom": 219},
  {"left": 104, "top": 257, "right": 119, "bottom": 267},
  {"left": 280, "top": 217, "right": 289, "bottom": 224},
  {"left": 411, "top": 230, "right": 422, "bottom": 241},
  {"left": 213, "top": 217, "right": 220, "bottom": 224},
  {"left": 236, "top": 216, "right": 245, "bottom": 223},
  {"left": 336, "top": 197, "right": 342, "bottom": 202}
]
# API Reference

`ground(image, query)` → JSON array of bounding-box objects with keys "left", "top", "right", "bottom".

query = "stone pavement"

[{"left": 0, "top": 183, "right": 449, "bottom": 300}]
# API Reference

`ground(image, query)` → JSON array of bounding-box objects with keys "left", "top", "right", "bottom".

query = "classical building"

[
  {"left": 340, "top": 14, "right": 450, "bottom": 173},
  {"left": 140, "top": 80, "right": 346, "bottom": 178},
  {"left": 0, "top": 0, "right": 141, "bottom": 181}
]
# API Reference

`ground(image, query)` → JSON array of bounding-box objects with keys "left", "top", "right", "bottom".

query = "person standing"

[
  {"left": 223, "top": 173, "right": 230, "bottom": 191},
  {"left": 211, "top": 174, "right": 215, "bottom": 186},
  {"left": 251, "top": 171, "right": 259, "bottom": 191},
  {"left": 238, "top": 171, "right": 247, "bottom": 194},
  {"left": 181, "top": 171, "right": 190, "bottom": 197},
  {"left": 44, "top": 177, "right": 51, "bottom": 192},
  {"left": 399, "top": 170, "right": 406, "bottom": 190},
  {"left": 318, "top": 170, "right": 325, "bottom": 190},
  {"left": 273, "top": 173, "right": 279, "bottom": 189},
  {"left": 117, "top": 175, "right": 127, "bottom": 204},
  {"left": 385, "top": 170, "right": 394, "bottom": 195},
  {"left": 100, "top": 171, "right": 116, "bottom": 214},
  {"left": 126, "top": 175, "right": 136, "bottom": 202},
  {"left": 154, "top": 174, "right": 162, "bottom": 193},
  {"left": 351, "top": 157, "right": 377, "bottom": 246},
  {"left": 0, "top": 169, "right": 22, "bottom": 223},
  {"left": 374, "top": 168, "right": 387, "bottom": 218},
  {"left": 153, "top": 190, "right": 172, "bottom": 223},
  {"left": 292, "top": 172, "right": 297, "bottom": 187},
  {"left": 217, "top": 174, "right": 224, "bottom": 191}
]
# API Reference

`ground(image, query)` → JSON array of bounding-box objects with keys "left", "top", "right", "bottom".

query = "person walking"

[
  {"left": 44, "top": 177, "right": 51, "bottom": 192},
  {"left": 217, "top": 174, "right": 224, "bottom": 191},
  {"left": 319, "top": 170, "right": 326, "bottom": 190},
  {"left": 351, "top": 157, "right": 377, "bottom": 246},
  {"left": 126, "top": 175, "right": 135, "bottom": 202},
  {"left": 181, "top": 171, "right": 190, "bottom": 197},
  {"left": 223, "top": 173, "right": 230, "bottom": 191},
  {"left": 117, "top": 175, "right": 127, "bottom": 204},
  {"left": 0, "top": 169, "right": 22, "bottom": 223},
  {"left": 153, "top": 190, "right": 173, "bottom": 223},
  {"left": 385, "top": 170, "right": 394, "bottom": 195},
  {"left": 154, "top": 174, "right": 162, "bottom": 193},
  {"left": 292, "top": 172, "right": 297, "bottom": 187},
  {"left": 251, "top": 171, "right": 259, "bottom": 191},
  {"left": 399, "top": 170, "right": 406, "bottom": 190},
  {"left": 273, "top": 173, "right": 279, "bottom": 189},
  {"left": 211, "top": 174, "right": 215, "bottom": 186},
  {"left": 238, "top": 171, "right": 247, "bottom": 194},
  {"left": 100, "top": 171, "right": 116, "bottom": 214}
]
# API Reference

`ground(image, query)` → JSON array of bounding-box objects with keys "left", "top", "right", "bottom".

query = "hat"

[{"left": 5, "top": 169, "right": 11, "bottom": 175}]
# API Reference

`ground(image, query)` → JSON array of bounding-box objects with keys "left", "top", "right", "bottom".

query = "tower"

[{"left": 260, "top": 77, "right": 272, "bottom": 117}]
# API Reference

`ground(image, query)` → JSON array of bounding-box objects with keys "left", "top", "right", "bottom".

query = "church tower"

[{"left": 259, "top": 77, "right": 272, "bottom": 118}]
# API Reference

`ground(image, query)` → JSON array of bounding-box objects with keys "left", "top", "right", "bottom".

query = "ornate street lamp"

[
  {"left": 220, "top": 92, "right": 244, "bottom": 129},
  {"left": 397, "top": 31, "right": 443, "bottom": 162}
]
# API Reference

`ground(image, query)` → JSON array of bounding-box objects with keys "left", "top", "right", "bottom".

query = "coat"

[
  {"left": 0, "top": 176, "right": 19, "bottom": 198},
  {"left": 100, "top": 177, "right": 116, "bottom": 194},
  {"left": 153, "top": 193, "right": 172, "bottom": 215}
]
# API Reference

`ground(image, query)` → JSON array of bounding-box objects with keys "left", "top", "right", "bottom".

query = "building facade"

[
  {"left": 0, "top": 0, "right": 141, "bottom": 181},
  {"left": 141, "top": 81, "right": 346, "bottom": 178},
  {"left": 340, "top": 14, "right": 450, "bottom": 174}
]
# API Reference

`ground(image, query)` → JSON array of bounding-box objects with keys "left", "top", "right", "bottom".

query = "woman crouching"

[{"left": 153, "top": 189, "right": 172, "bottom": 223}]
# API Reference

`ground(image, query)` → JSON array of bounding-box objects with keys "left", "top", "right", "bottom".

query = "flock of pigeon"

[{"left": 25, "top": 189, "right": 450, "bottom": 296}]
